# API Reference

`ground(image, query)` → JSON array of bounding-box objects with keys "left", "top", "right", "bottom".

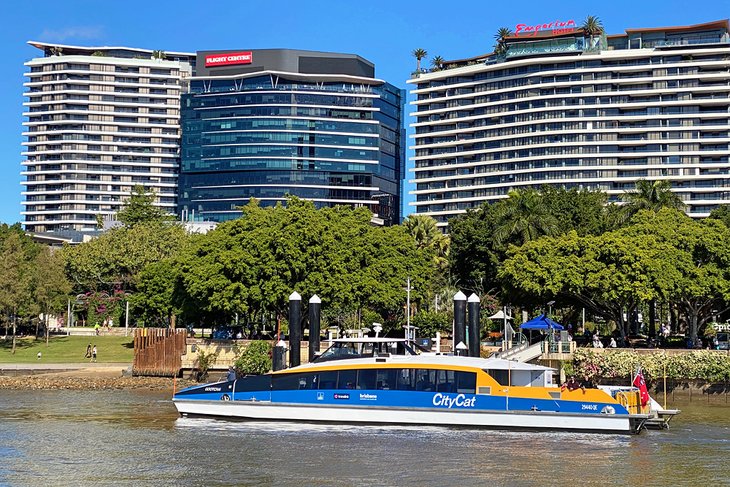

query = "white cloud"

[{"left": 39, "top": 26, "right": 104, "bottom": 42}]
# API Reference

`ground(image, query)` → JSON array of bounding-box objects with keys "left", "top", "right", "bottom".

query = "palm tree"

[
  {"left": 623, "top": 179, "right": 686, "bottom": 216},
  {"left": 403, "top": 214, "right": 449, "bottom": 269},
  {"left": 151, "top": 50, "right": 165, "bottom": 60},
  {"left": 492, "top": 189, "right": 559, "bottom": 247},
  {"left": 412, "top": 48, "right": 428, "bottom": 72},
  {"left": 494, "top": 27, "right": 513, "bottom": 56},
  {"left": 430, "top": 56, "right": 445, "bottom": 71},
  {"left": 582, "top": 15, "right": 604, "bottom": 49}
]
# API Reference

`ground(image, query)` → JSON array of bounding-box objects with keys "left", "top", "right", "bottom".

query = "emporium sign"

[
  {"left": 204, "top": 51, "right": 253, "bottom": 67},
  {"left": 514, "top": 19, "right": 576, "bottom": 36}
]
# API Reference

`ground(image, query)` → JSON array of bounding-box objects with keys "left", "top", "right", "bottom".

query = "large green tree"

[
  {"left": 116, "top": 185, "right": 173, "bottom": 227},
  {"left": 0, "top": 232, "right": 38, "bottom": 353},
  {"left": 174, "top": 198, "right": 433, "bottom": 331},
  {"left": 492, "top": 189, "right": 559, "bottom": 248}
]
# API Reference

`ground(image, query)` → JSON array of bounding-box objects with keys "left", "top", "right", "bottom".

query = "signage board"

[
  {"left": 514, "top": 20, "right": 577, "bottom": 37},
  {"left": 204, "top": 51, "right": 253, "bottom": 67}
]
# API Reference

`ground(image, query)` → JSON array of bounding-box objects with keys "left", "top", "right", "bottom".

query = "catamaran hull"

[{"left": 174, "top": 399, "right": 640, "bottom": 433}]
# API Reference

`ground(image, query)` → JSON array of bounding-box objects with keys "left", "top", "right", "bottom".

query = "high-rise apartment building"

[
  {"left": 21, "top": 42, "right": 194, "bottom": 234},
  {"left": 409, "top": 20, "right": 730, "bottom": 229},
  {"left": 178, "top": 49, "right": 404, "bottom": 225}
]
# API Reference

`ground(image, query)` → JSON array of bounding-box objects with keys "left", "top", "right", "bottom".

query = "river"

[{"left": 0, "top": 389, "right": 727, "bottom": 486}]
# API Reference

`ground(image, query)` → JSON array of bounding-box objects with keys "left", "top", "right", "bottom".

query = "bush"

[
  {"left": 411, "top": 311, "right": 451, "bottom": 338},
  {"left": 195, "top": 349, "right": 218, "bottom": 382},
  {"left": 234, "top": 340, "right": 272, "bottom": 375},
  {"left": 572, "top": 349, "right": 730, "bottom": 382}
]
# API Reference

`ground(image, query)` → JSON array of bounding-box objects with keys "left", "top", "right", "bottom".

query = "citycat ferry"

[{"left": 174, "top": 352, "right": 650, "bottom": 434}]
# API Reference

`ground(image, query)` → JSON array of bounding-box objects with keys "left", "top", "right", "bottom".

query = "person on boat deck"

[
  {"left": 226, "top": 366, "right": 236, "bottom": 382},
  {"left": 565, "top": 376, "right": 584, "bottom": 392}
]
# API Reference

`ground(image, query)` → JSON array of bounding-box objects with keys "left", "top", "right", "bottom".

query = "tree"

[
  {"left": 62, "top": 220, "right": 191, "bottom": 294},
  {"left": 430, "top": 56, "right": 445, "bottom": 71},
  {"left": 33, "top": 247, "right": 72, "bottom": 343},
  {"left": 492, "top": 189, "right": 559, "bottom": 248},
  {"left": 151, "top": 50, "right": 165, "bottom": 60},
  {"left": 494, "top": 27, "right": 513, "bottom": 56},
  {"left": 116, "top": 185, "right": 172, "bottom": 227},
  {"left": 0, "top": 233, "right": 36, "bottom": 353},
  {"left": 625, "top": 209, "right": 730, "bottom": 345},
  {"left": 582, "top": 16, "right": 604, "bottom": 48},
  {"left": 174, "top": 198, "right": 433, "bottom": 332},
  {"left": 402, "top": 214, "right": 449, "bottom": 270},
  {"left": 448, "top": 203, "right": 501, "bottom": 294},
  {"left": 623, "top": 179, "right": 685, "bottom": 218},
  {"left": 708, "top": 205, "right": 730, "bottom": 229},
  {"left": 412, "top": 48, "right": 428, "bottom": 72},
  {"left": 499, "top": 230, "right": 682, "bottom": 338},
  {"left": 539, "top": 186, "right": 610, "bottom": 236}
]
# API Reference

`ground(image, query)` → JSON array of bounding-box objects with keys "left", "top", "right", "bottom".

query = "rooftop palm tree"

[
  {"left": 492, "top": 189, "right": 559, "bottom": 247},
  {"left": 412, "top": 48, "right": 428, "bottom": 72},
  {"left": 494, "top": 27, "right": 513, "bottom": 56},
  {"left": 582, "top": 15, "right": 604, "bottom": 49},
  {"left": 430, "top": 56, "right": 445, "bottom": 71},
  {"left": 623, "top": 179, "right": 686, "bottom": 215}
]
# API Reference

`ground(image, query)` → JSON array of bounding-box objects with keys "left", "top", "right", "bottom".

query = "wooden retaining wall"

[{"left": 133, "top": 328, "right": 187, "bottom": 377}]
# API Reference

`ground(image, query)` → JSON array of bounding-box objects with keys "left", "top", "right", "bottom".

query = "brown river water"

[{"left": 0, "top": 390, "right": 727, "bottom": 486}]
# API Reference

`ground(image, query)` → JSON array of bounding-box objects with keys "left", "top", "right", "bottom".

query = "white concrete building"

[
  {"left": 408, "top": 20, "right": 730, "bottom": 229},
  {"left": 21, "top": 42, "right": 194, "bottom": 234}
]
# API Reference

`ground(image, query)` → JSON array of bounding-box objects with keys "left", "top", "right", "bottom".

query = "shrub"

[
  {"left": 572, "top": 349, "right": 730, "bottom": 382},
  {"left": 234, "top": 340, "right": 272, "bottom": 375}
]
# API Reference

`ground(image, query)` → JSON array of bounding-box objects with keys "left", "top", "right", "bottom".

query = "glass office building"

[
  {"left": 409, "top": 20, "right": 730, "bottom": 229},
  {"left": 179, "top": 49, "right": 404, "bottom": 225}
]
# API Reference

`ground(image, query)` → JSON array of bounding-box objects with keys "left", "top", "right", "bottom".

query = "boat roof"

[
  {"left": 328, "top": 337, "right": 408, "bottom": 343},
  {"left": 281, "top": 354, "right": 554, "bottom": 373}
]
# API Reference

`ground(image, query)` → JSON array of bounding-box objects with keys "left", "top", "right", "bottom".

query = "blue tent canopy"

[{"left": 519, "top": 314, "right": 565, "bottom": 331}]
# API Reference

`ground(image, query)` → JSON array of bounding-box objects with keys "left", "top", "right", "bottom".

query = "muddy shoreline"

[{"left": 0, "top": 372, "right": 198, "bottom": 391}]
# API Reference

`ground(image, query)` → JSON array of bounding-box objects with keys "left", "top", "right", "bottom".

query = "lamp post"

[{"left": 547, "top": 300, "right": 556, "bottom": 318}]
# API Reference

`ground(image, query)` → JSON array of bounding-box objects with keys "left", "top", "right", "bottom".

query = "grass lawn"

[{"left": 0, "top": 336, "right": 133, "bottom": 363}]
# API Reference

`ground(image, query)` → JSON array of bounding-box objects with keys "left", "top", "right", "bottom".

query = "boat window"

[
  {"left": 486, "top": 369, "right": 509, "bottom": 386},
  {"left": 337, "top": 369, "right": 357, "bottom": 389},
  {"left": 455, "top": 371, "right": 476, "bottom": 394},
  {"left": 375, "top": 369, "right": 398, "bottom": 390},
  {"left": 317, "top": 371, "right": 338, "bottom": 390},
  {"left": 272, "top": 373, "right": 318, "bottom": 390},
  {"left": 435, "top": 369, "right": 455, "bottom": 393},
  {"left": 233, "top": 374, "right": 271, "bottom": 393},
  {"left": 397, "top": 368, "right": 417, "bottom": 390},
  {"left": 357, "top": 369, "right": 377, "bottom": 390}
]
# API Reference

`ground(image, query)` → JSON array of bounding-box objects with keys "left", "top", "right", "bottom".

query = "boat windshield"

[{"left": 313, "top": 340, "right": 420, "bottom": 363}]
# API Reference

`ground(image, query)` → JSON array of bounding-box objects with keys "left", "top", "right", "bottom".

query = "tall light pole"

[{"left": 405, "top": 277, "right": 412, "bottom": 340}]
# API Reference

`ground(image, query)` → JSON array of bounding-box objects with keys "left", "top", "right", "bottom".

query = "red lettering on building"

[
  {"left": 205, "top": 51, "right": 253, "bottom": 67},
  {"left": 514, "top": 19, "right": 576, "bottom": 37}
]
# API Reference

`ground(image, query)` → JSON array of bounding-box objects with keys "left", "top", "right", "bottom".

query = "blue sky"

[{"left": 1, "top": 0, "right": 728, "bottom": 225}]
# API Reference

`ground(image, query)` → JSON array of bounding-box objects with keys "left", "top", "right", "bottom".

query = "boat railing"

[{"left": 615, "top": 390, "right": 649, "bottom": 415}]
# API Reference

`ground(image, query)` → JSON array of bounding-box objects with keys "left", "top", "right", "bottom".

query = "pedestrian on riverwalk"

[{"left": 92, "top": 345, "right": 97, "bottom": 363}]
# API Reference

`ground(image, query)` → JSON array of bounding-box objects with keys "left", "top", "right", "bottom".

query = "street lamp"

[{"left": 547, "top": 300, "right": 556, "bottom": 318}]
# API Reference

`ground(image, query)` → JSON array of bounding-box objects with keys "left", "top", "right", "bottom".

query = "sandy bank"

[{"left": 0, "top": 367, "right": 198, "bottom": 391}]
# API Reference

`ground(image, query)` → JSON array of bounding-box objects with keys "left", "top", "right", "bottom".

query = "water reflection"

[{"left": 0, "top": 390, "right": 727, "bottom": 486}]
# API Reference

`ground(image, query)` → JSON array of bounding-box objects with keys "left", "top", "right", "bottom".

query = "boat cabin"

[{"left": 313, "top": 338, "right": 422, "bottom": 363}]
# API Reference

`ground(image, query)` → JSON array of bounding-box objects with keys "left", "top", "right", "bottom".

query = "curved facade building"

[
  {"left": 179, "top": 49, "right": 404, "bottom": 225},
  {"left": 408, "top": 20, "right": 730, "bottom": 228},
  {"left": 22, "top": 42, "right": 194, "bottom": 234}
]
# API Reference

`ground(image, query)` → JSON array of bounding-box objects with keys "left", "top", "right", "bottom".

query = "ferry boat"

[{"left": 174, "top": 344, "right": 650, "bottom": 434}]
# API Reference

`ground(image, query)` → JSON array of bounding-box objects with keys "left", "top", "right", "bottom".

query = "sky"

[{"left": 1, "top": 0, "right": 729, "bottom": 225}]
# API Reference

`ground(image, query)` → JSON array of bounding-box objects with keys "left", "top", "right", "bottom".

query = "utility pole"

[{"left": 404, "top": 277, "right": 413, "bottom": 341}]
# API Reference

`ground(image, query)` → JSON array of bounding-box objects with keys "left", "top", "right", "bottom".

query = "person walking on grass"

[
  {"left": 92, "top": 345, "right": 97, "bottom": 363},
  {"left": 85, "top": 343, "right": 92, "bottom": 359}
]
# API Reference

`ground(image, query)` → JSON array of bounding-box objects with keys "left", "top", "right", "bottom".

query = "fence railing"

[{"left": 133, "top": 328, "right": 187, "bottom": 377}]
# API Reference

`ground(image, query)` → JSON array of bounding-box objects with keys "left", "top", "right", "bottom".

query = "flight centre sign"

[{"left": 205, "top": 51, "right": 253, "bottom": 67}]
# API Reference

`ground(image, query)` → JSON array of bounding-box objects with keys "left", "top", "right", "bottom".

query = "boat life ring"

[{"left": 221, "top": 394, "right": 231, "bottom": 401}]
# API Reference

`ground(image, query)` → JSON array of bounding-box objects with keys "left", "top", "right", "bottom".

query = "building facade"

[
  {"left": 408, "top": 20, "right": 730, "bottom": 229},
  {"left": 178, "top": 49, "right": 404, "bottom": 225},
  {"left": 22, "top": 42, "right": 194, "bottom": 234}
]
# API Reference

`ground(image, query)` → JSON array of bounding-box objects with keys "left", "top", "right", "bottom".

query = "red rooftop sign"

[
  {"left": 205, "top": 51, "right": 253, "bottom": 67},
  {"left": 515, "top": 19, "right": 576, "bottom": 36}
]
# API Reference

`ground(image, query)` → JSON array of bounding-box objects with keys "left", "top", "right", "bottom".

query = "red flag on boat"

[{"left": 633, "top": 369, "right": 650, "bottom": 407}]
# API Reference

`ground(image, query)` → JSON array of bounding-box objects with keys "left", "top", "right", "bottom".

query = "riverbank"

[{"left": 0, "top": 366, "right": 199, "bottom": 391}]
